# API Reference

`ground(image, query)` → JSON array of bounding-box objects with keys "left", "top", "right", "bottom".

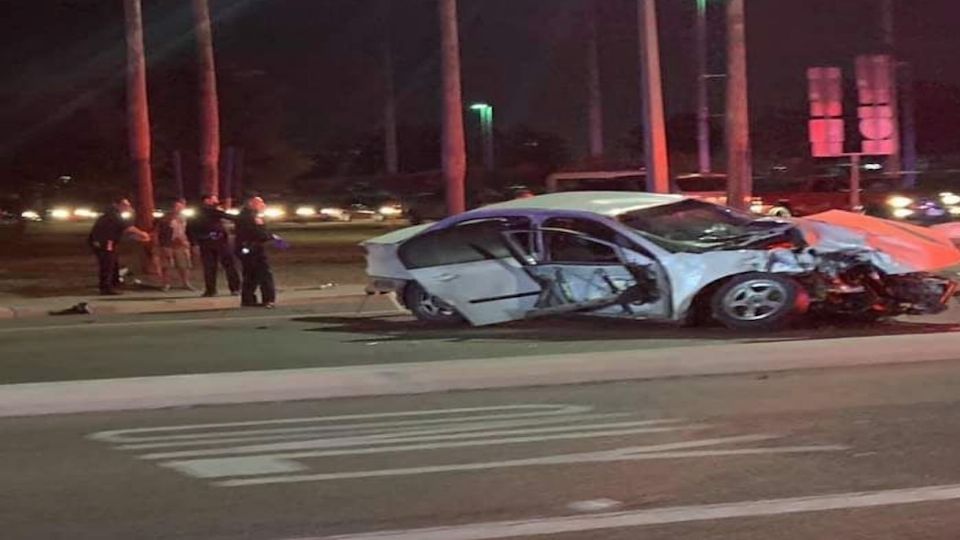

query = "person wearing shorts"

[{"left": 158, "top": 199, "right": 195, "bottom": 291}]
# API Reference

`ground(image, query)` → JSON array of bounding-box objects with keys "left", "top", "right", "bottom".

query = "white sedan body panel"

[
  {"left": 362, "top": 193, "right": 960, "bottom": 327},
  {"left": 407, "top": 258, "right": 541, "bottom": 326}
]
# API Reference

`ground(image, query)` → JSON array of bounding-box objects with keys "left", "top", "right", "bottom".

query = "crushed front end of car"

[{"left": 764, "top": 211, "right": 960, "bottom": 320}]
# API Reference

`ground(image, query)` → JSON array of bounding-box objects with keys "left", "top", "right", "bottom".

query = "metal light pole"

[
  {"left": 439, "top": 0, "right": 467, "bottom": 215},
  {"left": 638, "top": 0, "right": 670, "bottom": 193},
  {"left": 695, "top": 0, "right": 711, "bottom": 174},
  {"left": 880, "top": 0, "right": 902, "bottom": 181},
  {"left": 725, "top": 0, "right": 752, "bottom": 210},
  {"left": 471, "top": 103, "right": 494, "bottom": 171}
]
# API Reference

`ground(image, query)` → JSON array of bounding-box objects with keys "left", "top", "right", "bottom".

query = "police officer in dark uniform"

[
  {"left": 188, "top": 194, "right": 240, "bottom": 297},
  {"left": 88, "top": 198, "right": 150, "bottom": 295},
  {"left": 235, "top": 196, "right": 277, "bottom": 308}
]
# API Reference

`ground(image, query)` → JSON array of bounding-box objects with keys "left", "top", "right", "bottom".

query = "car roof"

[{"left": 477, "top": 191, "right": 684, "bottom": 217}]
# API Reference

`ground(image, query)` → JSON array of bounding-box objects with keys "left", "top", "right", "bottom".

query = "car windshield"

[{"left": 618, "top": 199, "right": 782, "bottom": 252}]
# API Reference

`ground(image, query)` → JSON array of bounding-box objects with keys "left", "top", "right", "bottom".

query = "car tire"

[
  {"left": 711, "top": 273, "right": 808, "bottom": 331},
  {"left": 768, "top": 206, "right": 792, "bottom": 218},
  {"left": 403, "top": 282, "right": 464, "bottom": 325}
]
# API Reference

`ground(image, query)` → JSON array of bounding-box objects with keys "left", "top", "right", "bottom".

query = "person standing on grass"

[
  {"left": 87, "top": 197, "right": 150, "bottom": 296},
  {"left": 157, "top": 199, "right": 194, "bottom": 291},
  {"left": 188, "top": 194, "right": 240, "bottom": 297},
  {"left": 235, "top": 196, "right": 278, "bottom": 308}
]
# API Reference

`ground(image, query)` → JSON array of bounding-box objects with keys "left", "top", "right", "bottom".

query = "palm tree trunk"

[
  {"left": 383, "top": 0, "right": 399, "bottom": 175},
  {"left": 439, "top": 0, "right": 466, "bottom": 215},
  {"left": 193, "top": 0, "right": 221, "bottom": 198},
  {"left": 123, "top": 0, "right": 157, "bottom": 276},
  {"left": 586, "top": 0, "right": 604, "bottom": 159}
]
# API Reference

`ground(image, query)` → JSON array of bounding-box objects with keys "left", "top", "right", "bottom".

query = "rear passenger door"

[{"left": 400, "top": 217, "right": 542, "bottom": 326}]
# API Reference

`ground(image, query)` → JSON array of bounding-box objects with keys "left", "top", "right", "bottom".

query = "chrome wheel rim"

[
  {"left": 722, "top": 279, "right": 790, "bottom": 321},
  {"left": 417, "top": 290, "right": 456, "bottom": 317}
]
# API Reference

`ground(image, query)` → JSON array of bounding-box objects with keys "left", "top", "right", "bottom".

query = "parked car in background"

[
  {"left": 403, "top": 189, "right": 509, "bottom": 225},
  {"left": 755, "top": 177, "right": 957, "bottom": 224},
  {"left": 364, "top": 192, "right": 960, "bottom": 331},
  {"left": 545, "top": 170, "right": 728, "bottom": 204}
]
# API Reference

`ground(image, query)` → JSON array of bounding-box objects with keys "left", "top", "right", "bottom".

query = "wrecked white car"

[{"left": 363, "top": 192, "right": 960, "bottom": 330}]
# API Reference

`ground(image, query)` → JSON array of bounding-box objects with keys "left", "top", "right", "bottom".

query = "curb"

[
  {"left": 3, "top": 331, "right": 960, "bottom": 417},
  {"left": 0, "top": 288, "right": 368, "bottom": 320}
]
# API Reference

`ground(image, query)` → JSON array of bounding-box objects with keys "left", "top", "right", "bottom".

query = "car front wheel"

[
  {"left": 711, "top": 273, "right": 807, "bottom": 331},
  {"left": 403, "top": 282, "right": 464, "bottom": 325}
]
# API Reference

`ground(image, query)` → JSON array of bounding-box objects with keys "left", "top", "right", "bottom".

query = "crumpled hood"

[{"left": 794, "top": 210, "right": 960, "bottom": 274}]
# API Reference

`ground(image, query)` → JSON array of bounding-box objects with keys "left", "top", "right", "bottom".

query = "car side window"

[
  {"left": 399, "top": 217, "right": 531, "bottom": 269},
  {"left": 542, "top": 218, "right": 624, "bottom": 264}
]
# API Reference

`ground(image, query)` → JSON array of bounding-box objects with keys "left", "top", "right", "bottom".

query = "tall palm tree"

[
  {"left": 586, "top": 0, "right": 604, "bottom": 159},
  {"left": 383, "top": 0, "right": 399, "bottom": 175},
  {"left": 439, "top": 0, "right": 466, "bottom": 215},
  {"left": 122, "top": 0, "right": 155, "bottom": 231},
  {"left": 193, "top": 0, "right": 221, "bottom": 199}
]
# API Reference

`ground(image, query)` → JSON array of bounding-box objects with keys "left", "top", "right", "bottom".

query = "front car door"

[
  {"left": 523, "top": 217, "right": 671, "bottom": 320},
  {"left": 399, "top": 216, "right": 543, "bottom": 326}
]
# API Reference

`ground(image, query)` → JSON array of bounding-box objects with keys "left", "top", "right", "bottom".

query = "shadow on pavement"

[{"left": 292, "top": 314, "right": 960, "bottom": 345}]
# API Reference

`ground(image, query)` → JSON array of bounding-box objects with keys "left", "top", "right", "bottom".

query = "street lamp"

[{"left": 470, "top": 102, "right": 495, "bottom": 170}]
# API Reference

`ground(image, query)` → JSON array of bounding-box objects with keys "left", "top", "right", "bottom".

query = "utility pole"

[
  {"left": 122, "top": 0, "right": 155, "bottom": 232},
  {"left": 695, "top": 0, "right": 711, "bottom": 174},
  {"left": 586, "top": 0, "right": 604, "bottom": 159},
  {"left": 880, "top": 0, "right": 902, "bottom": 182},
  {"left": 192, "top": 0, "right": 221, "bottom": 198},
  {"left": 725, "top": 0, "right": 752, "bottom": 210},
  {"left": 638, "top": 0, "right": 670, "bottom": 193},
  {"left": 439, "top": 0, "right": 467, "bottom": 215},
  {"left": 382, "top": 0, "right": 399, "bottom": 175},
  {"left": 900, "top": 63, "right": 918, "bottom": 187}
]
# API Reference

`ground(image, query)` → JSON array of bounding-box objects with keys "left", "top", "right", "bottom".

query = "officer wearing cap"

[
  {"left": 234, "top": 196, "right": 278, "bottom": 308},
  {"left": 87, "top": 197, "right": 150, "bottom": 295}
]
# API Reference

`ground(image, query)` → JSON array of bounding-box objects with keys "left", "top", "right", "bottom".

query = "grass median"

[{"left": 0, "top": 221, "right": 405, "bottom": 298}]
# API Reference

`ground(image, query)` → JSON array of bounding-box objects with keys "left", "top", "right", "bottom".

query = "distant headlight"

[
  {"left": 50, "top": 208, "right": 71, "bottom": 220},
  {"left": 152, "top": 210, "right": 165, "bottom": 219},
  {"left": 949, "top": 206, "right": 960, "bottom": 216},
  {"left": 378, "top": 205, "right": 402, "bottom": 216},
  {"left": 887, "top": 196, "right": 914, "bottom": 209},
  {"left": 73, "top": 208, "right": 98, "bottom": 219},
  {"left": 224, "top": 208, "right": 240, "bottom": 216},
  {"left": 262, "top": 206, "right": 286, "bottom": 219},
  {"left": 120, "top": 211, "right": 133, "bottom": 220},
  {"left": 182, "top": 207, "right": 198, "bottom": 219},
  {"left": 295, "top": 206, "right": 317, "bottom": 217},
  {"left": 320, "top": 207, "right": 345, "bottom": 217},
  {"left": 941, "top": 193, "right": 960, "bottom": 206},
  {"left": 20, "top": 210, "right": 40, "bottom": 221},
  {"left": 892, "top": 208, "right": 915, "bottom": 219}
]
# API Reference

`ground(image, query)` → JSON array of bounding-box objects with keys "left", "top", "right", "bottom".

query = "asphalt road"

[
  {"left": 2, "top": 295, "right": 960, "bottom": 384},
  {"left": 6, "top": 361, "right": 960, "bottom": 539}
]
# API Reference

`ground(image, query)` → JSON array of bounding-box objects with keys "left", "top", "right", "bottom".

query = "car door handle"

[{"left": 433, "top": 272, "right": 459, "bottom": 282}]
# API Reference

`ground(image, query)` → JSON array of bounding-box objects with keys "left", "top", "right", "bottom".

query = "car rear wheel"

[
  {"left": 711, "top": 273, "right": 807, "bottom": 331},
  {"left": 403, "top": 282, "right": 464, "bottom": 325}
]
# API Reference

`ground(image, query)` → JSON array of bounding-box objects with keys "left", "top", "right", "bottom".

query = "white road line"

[
  {"left": 0, "top": 308, "right": 401, "bottom": 334},
  {"left": 120, "top": 413, "right": 641, "bottom": 451},
  {"left": 143, "top": 418, "right": 686, "bottom": 460},
  {"left": 210, "top": 435, "right": 784, "bottom": 486},
  {"left": 306, "top": 483, "right": 960, "bottom": 540},
  {"left": 90, "top": 405, "right": 591, "bottom": 443}
]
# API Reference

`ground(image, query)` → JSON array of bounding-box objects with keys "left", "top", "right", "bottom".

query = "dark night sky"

[{"left": 2, "top": 0, "right": 960, "bottom": 164}]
